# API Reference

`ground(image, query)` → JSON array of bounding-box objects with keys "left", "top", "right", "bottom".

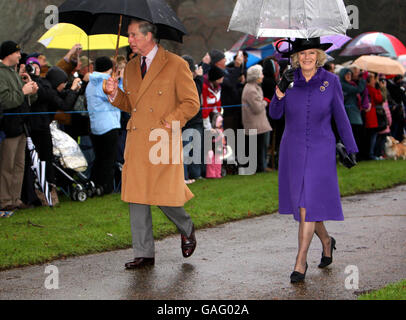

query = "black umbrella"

[{"left": 58, "top": 0, "right": 187, "bottom": 43}]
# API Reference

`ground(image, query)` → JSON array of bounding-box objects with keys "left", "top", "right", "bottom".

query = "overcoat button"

[
  {"left": 158, "top": 91, "right": 162, "bottom": 95},
  {"left": 150, "top": 108, "right": 153, "bottom": 112},
  {"left": 133, "top": 108, "right": 137, "bottom": 112}
]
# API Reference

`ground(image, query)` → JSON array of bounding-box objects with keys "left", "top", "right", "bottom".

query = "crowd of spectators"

[{"left": 0, "top": 38, "right": 405, "bottom": 211}]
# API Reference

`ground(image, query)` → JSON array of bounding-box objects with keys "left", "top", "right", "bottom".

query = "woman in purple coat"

[{"left": 269, "top": 38, "right": 358, "bottom": 283}]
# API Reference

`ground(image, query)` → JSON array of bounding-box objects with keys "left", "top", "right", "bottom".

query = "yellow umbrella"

[
  {"left": 38, "top": 23, "right": 128, "bottom": 50},
  {"left": 353, "top": 55, "right": 406, "bottom": 75}
]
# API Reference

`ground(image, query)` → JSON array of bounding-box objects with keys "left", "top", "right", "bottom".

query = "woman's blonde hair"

[{"left": 290, "top": 49, "right": 327, "bottom": 69}]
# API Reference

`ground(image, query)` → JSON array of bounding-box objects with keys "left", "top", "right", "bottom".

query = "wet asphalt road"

[{"left": 0, "top": 185, "right": 405, "bottom": 300}]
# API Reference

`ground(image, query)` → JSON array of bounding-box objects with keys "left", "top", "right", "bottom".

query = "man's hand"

[
  {"left": 71, "top": 78, "right": 82, "bottom": 91},
  {"left": 65, "top": 44, "right": 82, "bottom": 63},
  {"left": 22, "top": 81, "right": 38, "bottom": 95},
  {"left": 234, "top": 51, "right": 244, "bottom": 68},
  {"left": 163, "top": 120, "right": 171, "bottom": 129},
  {"left": 105, "top": 77, "right": 118, "bottom": 99},
  {"left": 277, "top": 67, "right": 295, "bottom": 93},
  {"left": 20, "top": 72, "right": 32, "bottom": 83}
]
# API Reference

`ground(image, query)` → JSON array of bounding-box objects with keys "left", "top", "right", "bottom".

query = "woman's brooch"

[{"left": 320, "top": 81, "right": 329, "bottom": 92}]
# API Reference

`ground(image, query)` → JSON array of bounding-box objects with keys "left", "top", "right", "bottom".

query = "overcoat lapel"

[{"left": 134, "top": 45, "right": 168, "bottom": 106}]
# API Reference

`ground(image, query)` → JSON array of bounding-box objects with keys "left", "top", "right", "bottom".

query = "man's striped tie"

[{"left": 141, "top": 56, "right": 147, "bottom": 79}]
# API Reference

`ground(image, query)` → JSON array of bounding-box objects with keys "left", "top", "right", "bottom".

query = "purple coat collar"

[{"left": 294, "top": 67, "right": 325, "bottom": 86}]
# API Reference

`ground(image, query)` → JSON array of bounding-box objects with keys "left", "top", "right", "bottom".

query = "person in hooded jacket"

[
  {"left": 29, "top": 63, "right": 81, "bottom": 203},
  {"left": 85, "top": 56, "right": 121, "bottom": 195},
  {"left": 339, "top": 68, "right": 366, "bottom": 161}
]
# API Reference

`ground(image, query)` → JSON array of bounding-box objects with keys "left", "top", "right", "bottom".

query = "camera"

[
  {"left": 73, "top": 71, "right": 83, "bottom": 86},
  {"left": 25, "top": 62, "right": 36, "bottom": 76}
]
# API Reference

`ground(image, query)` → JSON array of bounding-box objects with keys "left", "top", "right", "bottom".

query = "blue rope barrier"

[{"left": 2, "top": 104, "right": 244, "bottom": 116}]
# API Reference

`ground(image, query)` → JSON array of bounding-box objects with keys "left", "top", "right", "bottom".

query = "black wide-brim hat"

[{"left": 278, "top": 37, "right": 333, "bottom": 58}]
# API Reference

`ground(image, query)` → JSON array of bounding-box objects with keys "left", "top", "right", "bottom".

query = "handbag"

[{"left": 336, "top": 142, "right": 356, "bottom": 169}]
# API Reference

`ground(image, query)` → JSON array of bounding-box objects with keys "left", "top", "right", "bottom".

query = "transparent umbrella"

[{"left": 228, "top": 0, "right": 351, "bottom": 38}]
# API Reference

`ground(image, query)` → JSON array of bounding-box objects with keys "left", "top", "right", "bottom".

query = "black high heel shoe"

[
  {"left": 318, "top": 237, "right": 336, "bottom": 268},
  {"left": 290, "top": 263, "right": 308, "bottom": 283}
]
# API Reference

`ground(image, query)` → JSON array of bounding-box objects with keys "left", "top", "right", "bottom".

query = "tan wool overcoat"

[{"left": 111, "top": 45, "right": 200, "bottom": 206}]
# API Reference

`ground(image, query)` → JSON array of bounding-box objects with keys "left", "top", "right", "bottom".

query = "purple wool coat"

[{"left": 269, "top": 68, "right": 358, "bottom": 222}]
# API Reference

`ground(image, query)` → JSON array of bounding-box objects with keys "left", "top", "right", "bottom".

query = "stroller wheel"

[
  {"left": 76, "top": 190, "right": 88, "bottom": 202},
  {"left": 95, "top": 186, "right": 104, "bottom": 196},
  {"left": 71, "top": 190, "right": 77, "bottom": 201}
]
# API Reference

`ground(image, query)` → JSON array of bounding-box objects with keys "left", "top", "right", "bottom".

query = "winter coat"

[
  {"left": 111, "top": 45, "right": 200, "bottom": 206},
  {"left": 184, "top": 75, "right": 203, "bottom": 129},
  {"left": 0, "top": 61, "right": 37, "bottom": 137},
  {"left": 28, "top": 75, "right": 78, "bottom": 132},
  {"left": 202, "top": 80, "right": 222, "bottom": 130},
  {"left": 242, "top": 82, "right": 272, "bottom": 135},
  {"left": 0, "top": 61, "right": 27, "bottom": 110},
  {"left": 339, "top": 68, "right": 366, "bottom": 125},
  {"left": 86, "top": 72, "right": 121, "bottom": 135},
  {"left": 365, "top": 85, "right": 383, "bottom": 129},
  {"left": 269, "top": 67, "right": 358, "bottom": 222}
]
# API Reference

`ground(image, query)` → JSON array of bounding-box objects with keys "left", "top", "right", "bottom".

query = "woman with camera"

[
  {"left": 28, "top": 59, "right": 81, "bottom": 204},
  {"left": 269, "top": 38, "right": 358, "bottom": 283}
]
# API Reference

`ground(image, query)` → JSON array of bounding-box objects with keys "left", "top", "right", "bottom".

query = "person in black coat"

[
  {"left": 181, "top": 55, "right": 204, "bottom": 181},
  {"left": 262, "top": 57, "right": 284, "bottom": 169},
  {"left": 386, "top": 75, "right": 406, "bottom": 141},
  {"left": 28, "top": 62, "right": 81, "bottom": 194}
]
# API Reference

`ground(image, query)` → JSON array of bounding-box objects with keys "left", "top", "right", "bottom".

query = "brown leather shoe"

[
  {"left": 181, "top": 225, "right": 197, "bottom": 258},
  {"left": 124, "top": 257, "right": 155, "bottom": 269}
]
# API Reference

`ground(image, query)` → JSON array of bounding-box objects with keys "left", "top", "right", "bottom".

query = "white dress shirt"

[{"left": 142, "top": 44, "right": 159, "bottom": 73}]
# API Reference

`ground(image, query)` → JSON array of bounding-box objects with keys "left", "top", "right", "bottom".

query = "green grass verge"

[
  {"left": 358, "top": 279, "right": 406, "bottom": 300},
  {"left": 1, "top": 160, "right": 406, "bottom": 270}
]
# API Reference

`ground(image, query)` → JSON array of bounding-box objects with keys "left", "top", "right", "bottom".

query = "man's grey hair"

[{"left": 130, "top": 19, "right": 158, "bottom": 42}]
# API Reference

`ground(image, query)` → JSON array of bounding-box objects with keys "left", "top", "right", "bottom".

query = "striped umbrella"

[
  {"left": 25, "top": 127, "right": 53, "bottom": 207},
  {"left": 345, "top": 32, "right": 406, "bottom": 58}
]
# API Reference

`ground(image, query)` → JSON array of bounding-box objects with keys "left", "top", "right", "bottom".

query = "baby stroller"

[{"left": 50, "top": 121, "right": 98, "bottom": 202}]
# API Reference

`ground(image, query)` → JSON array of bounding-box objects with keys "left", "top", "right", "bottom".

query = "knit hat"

[
  {"left": 46, "top": 66, "right": 68, "bottom": 89},
  {"left": 0, "top": 41, "right": 21, "bottom": 59},
  {"left": 95, "top": 56, "right": 113, "bottom": 72},
  {"left": 209, "top": 49, "right": 225, "bottom": 65},
  {"left": 26, "top": 57, "right": 41, "bottom": 68},
  {"left": 182, "top": 55, "right": 196, "bottom": 72},
  {"left": 246, "top": 64, "right": 263, "bottom": 83},
  {"left": 208, "top": 65, "right": 225, "bottom": 82}
]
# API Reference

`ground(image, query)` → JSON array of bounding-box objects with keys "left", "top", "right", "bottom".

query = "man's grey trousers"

[{"left": 129, "top": 203, "right": 194, "bottom": 258}]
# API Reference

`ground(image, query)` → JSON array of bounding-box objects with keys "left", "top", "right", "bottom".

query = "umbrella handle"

[
  {"left": 275, "top": 39, "right": 294, "bottom": 54},
  {"left": 103, "top": 15, "right": 123, "bottom": 95}
]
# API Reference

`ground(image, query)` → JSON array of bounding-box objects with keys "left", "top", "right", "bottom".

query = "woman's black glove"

[{"left": 278, "top": 68, "right": 295, "bottom": 93}]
